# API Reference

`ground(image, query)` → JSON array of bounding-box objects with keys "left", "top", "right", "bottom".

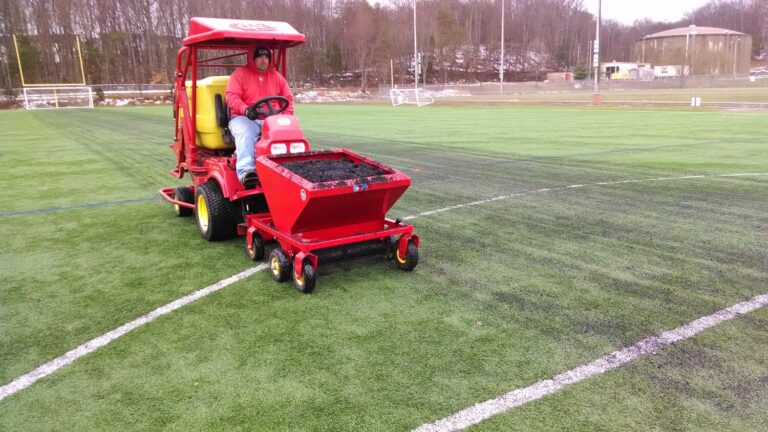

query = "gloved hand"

[{"left": 245, "top": 106, "right": 258, "bottom": 121}]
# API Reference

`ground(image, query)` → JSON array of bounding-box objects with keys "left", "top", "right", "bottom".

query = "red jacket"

[{"left": 225, "top": 53, "right": 294, "bottom": 117}]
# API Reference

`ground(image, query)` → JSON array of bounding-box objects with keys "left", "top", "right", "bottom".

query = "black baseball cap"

[{"left": 254, "top": 47, "right": 271, "bottom": 59}]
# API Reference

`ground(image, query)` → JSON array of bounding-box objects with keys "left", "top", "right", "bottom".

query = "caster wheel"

[
  {"left": 293, "top": 262, "right": 317, "bottom": 294},
  {"left": 246, "top": 233, "right": 265, "bottom": 261},
  {"left": 395, "top": 239, "right": 419, "bottom": 271},
  {"left": 269, "top": 249, "right": 291, "bottom": 282}
]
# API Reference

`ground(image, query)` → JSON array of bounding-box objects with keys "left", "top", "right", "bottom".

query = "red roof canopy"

[{"left": 184, "top": 17, "right": 305, "bottom": 48}]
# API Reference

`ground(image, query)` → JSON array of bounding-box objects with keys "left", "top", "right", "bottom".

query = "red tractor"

[{"left": 160, "top": 18, "right": 419, "bottom": 293}]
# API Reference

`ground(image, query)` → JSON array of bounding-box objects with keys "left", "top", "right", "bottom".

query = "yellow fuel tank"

[{"left": 184, "top": 75, "right": 232, "bottom": 150}]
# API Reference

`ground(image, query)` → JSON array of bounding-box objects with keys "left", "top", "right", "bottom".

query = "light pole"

[
  {"left": 413, "top": 0, "right": 418, "bottom": 90},
  {"left": 685, "top": 25, "right": 697, "bottom": 79},
  {"left": 593, "top": 0, "right": 601, "bottom": 105},
  {"left": 500, "top": 0, "right": 505, "bottom": 94}
]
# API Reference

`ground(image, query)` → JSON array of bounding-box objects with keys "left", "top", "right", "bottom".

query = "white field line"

[
  {"left": 1, "top": 172, "right": 766, "bottom": 402},
  {"left": 0, "top": 264, "right": 268, "bottom": 402},
  {"left": 414, "top": 292, "right": 768, "bottom": 432}
]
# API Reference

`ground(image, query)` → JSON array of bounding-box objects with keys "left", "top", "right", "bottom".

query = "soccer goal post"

[
  {"left": 389, "top": 87, "right": 434, "bottom": 107},
  {"left": 22, "top": 86, "right": 95, "bottom": 110}
]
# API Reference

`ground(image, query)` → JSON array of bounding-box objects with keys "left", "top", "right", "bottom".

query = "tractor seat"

[{"left": 214, "top": 94, "right": 234, "bottom": 146}]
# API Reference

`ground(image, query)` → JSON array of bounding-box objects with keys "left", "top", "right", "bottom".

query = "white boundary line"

[
  {"left": 403, "top": 172, "right": 768, "bottom": 220},
  {"left": 415, "top": 292, "right": 768, "bottom": 432},
  {"left": 1, "top": 172, "right": 766, "bottom": 402},
  {"left": 0, "top": 264, "right": 267, "bottom": 402}
]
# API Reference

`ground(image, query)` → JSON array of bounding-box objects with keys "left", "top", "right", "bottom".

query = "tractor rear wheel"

[
  {"left": 293, "top": 262, "right": 317, "bottom": 294},
  {"left": 173, "top": 186, "right": 193, "bottom": 217},
  {"left": 269, "top": 248, "right": 291, "bottom": 282},
  {"left": 195, "top": 181, "right": 237, "bottom": 241},
  {"left": 395, "top": 240, "right": 419, "bottom": 271}
]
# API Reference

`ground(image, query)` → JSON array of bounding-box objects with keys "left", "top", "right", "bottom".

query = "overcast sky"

[
  {"left": 371, "top": 1, "right": 715, "bottom": 26},
  {"left": 583, "top": 0, "right": 712, "bottom": 25}
]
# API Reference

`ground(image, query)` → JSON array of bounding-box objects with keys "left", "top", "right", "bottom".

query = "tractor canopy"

[
  {"left": 183, "top": 17, "right": 305, "bottom": 48},
  {"left": 171, "top": 17, "right": 305, "bottom": 179}
]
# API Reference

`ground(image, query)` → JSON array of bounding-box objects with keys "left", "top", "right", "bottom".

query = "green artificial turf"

[{"left": 0, "top": 104, "right": 766, "bottom": 430}]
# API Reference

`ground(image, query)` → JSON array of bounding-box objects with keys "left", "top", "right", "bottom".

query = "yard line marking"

[
  {"left": 414, "top": 292, "right": 768, "bottom": 432},
  {"left": 2, "top": 172, "right": 766, "bottom": 402},
  {"left": 0, "top": 264, "right": 268, "bottom": 402},
  {"left": 0, "top": 197, "right": 158, "bottom": 218},
  {"left": 402, "top": 172, "right": 768, "bottom": 220}
]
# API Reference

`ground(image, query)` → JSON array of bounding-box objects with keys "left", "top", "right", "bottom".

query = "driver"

[{"left": 225, "top": 46, "right": 294, "bottom": 187}]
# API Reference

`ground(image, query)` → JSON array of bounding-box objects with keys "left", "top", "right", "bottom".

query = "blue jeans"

[{"left": 229, "top": 116, "right": 264, "bottom": 180}]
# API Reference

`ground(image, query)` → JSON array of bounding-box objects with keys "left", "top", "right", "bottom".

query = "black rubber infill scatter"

[{"left": 281, "top": 158, "right": 386, "bottom": 183}]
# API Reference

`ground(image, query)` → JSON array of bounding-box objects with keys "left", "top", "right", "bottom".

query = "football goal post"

[
  {"left": 389, "top": 87, "right": 434, "bottom": 107},
  {"left": 13, "top": 34, "right": 94, "bottom": 109}
]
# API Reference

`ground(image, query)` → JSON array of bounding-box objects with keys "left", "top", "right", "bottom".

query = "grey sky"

[
  {"left": 371, "top": 1, "right": 716, "bottom": 26},
  {"left": 584, "top": 0, "right": 712, "bottom": 25}
]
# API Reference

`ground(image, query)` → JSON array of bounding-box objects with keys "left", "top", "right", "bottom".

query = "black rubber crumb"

[{"left": 281, "top": 158, "right": 387, "bottom": 183}]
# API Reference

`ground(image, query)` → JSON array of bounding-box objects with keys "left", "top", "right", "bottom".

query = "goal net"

[
  {"left": 22, "top": 86, "right": 94, "bottom": 110},
  {"left": 389, "top": 87, "right": 435, "bottom": 107}
]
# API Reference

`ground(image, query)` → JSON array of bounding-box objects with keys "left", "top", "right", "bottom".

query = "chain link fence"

[
  {"left": 3, "top": 76, "right": 767, "bottom": 108},
  {"left": 378, "top": 74, "right": 768, "bottom": 108},
  {"left": 1, "top": 84, "right": 172, "bottom": 101}
]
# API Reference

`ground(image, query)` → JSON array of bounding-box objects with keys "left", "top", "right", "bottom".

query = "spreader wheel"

[
  {"left": 293, "top": 262, "right": 317, "bottom": 294},
  {"left": 173, "top": 186, "right": 193, "bottom": 217},
  {"left": 195, "top": 181, "right": 237, "bottom": 241},
  {"left": 269, "top": 249, "right": 291, "bottom": 282},
  {"left": 246, "top": 232, "right": 265, "bottom": 261},
  {"left": 395, "top": 240, "right": 419, "bottom": 271}
]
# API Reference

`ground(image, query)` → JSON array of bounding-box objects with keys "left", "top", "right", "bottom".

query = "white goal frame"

[
  {"left": 22, "top": 86, "right": 94, "bottom": 110},
  {"left": 390, "top": 87, "right": 434, "bottom": 107}
]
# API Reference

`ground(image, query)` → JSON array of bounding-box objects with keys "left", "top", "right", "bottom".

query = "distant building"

[
  {"left": 633, "top": 25, "right": 752, "bottom": 76},
  {"left": 601, "top": 62, "right": 653, "bottom": 80},
  {"left": 546, "top": 72, "right": 574, "bottom": 82}
]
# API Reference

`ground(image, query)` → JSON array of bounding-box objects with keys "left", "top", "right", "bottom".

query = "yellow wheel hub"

[
  {"left": 197, "top": 194, "right": 209, "bottom": 231},
  {"left": 396, "top": 247, "right": 407, "bottom": 264},
  {"left": 271, "top": 256, "right": 281, "bottom": 275}
]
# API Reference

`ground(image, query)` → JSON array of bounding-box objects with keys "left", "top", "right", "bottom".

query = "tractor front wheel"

[
  {"left": 269, "top": 249, "right": 291, "bottom": 282},
  {"left": 195, "top": 181, "right": 237, "bottom": 241},
  {"left": 293, "top": 262, "right": 317, "bottom": 294},
  {"left": 173, "top": 186, "right": 193, "bottom": 217}
]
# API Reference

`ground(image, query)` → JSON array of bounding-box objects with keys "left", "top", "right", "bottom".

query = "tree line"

[{"left": 1, "top": 0, "right": 765, "bottom": 93}]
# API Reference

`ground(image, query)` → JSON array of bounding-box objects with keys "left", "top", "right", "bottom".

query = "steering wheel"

[{"left": 248, "top": 96, "right": 290, "bottom": 118}]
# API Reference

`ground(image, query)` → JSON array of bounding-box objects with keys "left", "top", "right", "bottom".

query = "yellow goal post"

[
  {"left": 13, "top": 35, "right": 94, "bottom": 109},
  {"left": 12, "top": 34, "right": 87, "bottom": 87}
]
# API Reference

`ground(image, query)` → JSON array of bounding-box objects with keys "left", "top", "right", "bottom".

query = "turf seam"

[
  {"left": 0, "top": 197, "right": 158, "bottom": 218},
  {"left": 413, "top": 292, "right": 768, "bottom": 432}
]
